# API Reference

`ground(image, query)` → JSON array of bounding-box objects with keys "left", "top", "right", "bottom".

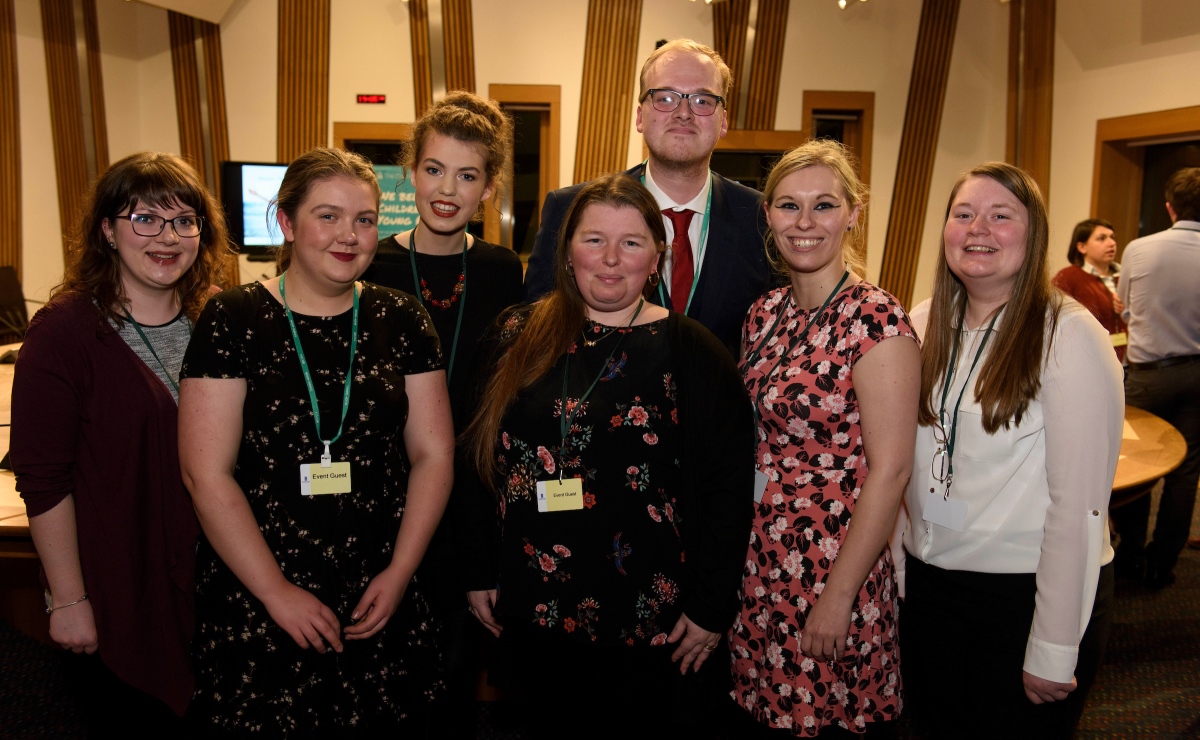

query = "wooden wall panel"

[
  {"left": 573, "top": 0, "right": 642, "bottom": 183},
  {"left": 409, "top": 0, "right": 432, "bottom": 117},
  {"left": 168, "top": 12, "right": 205, "bottom": 177},
  {"left": 877, "top": 0, "right": 961, "bottom": 308},
  {"left": 744, "top": 0, "right": 787, "bottom": 131},
  {"left": 443, "top": 0, "right": 474, "bottom": 93},
  {"left": 277, "top": 0, "right": 330, "bottom": 162},
  {"left": 0, "top": 0, "right": 20, "bottom": 273},
  {"left": 712, "top": 0, "right": 749, "bottom": 128},
  {"left": 1006, "top": 0, "right": 1055, "bottom": 202},
  {"left": 40, "top": 0, "right": 88, "bottom": 256},
  {"left": 80, "top": 0, "right": 105, "bottom": 170},
  {"left": 200, "top": 20, "right": 230, "bottom": 172}
]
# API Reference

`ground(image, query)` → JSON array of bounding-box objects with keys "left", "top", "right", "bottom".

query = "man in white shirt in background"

[{"left": 1113, "top": 166, "right": 1200, "bottom": 588}]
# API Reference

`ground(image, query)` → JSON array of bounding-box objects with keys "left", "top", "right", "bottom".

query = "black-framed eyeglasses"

[
  {"left": 640, "top": 89, "right": 725, "bottom": 116},
  {"left": 120, "top": 213, "right": 205, "bottom": 238}
]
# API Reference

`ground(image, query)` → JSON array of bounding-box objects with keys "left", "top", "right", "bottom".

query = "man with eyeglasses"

[{"left": 523, "top": 39, "right": 769, "bottom": 357}]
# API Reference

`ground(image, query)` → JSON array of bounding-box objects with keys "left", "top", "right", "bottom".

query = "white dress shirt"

[
  {"left": 642, "top": 163, "right": 714, "bottom": 292},
  {"left": 898, "top": 298, "right": 1124, "bottom": 683},
  {"left": 1117, "top": 220, "right": 1200, "bottom": 364}
]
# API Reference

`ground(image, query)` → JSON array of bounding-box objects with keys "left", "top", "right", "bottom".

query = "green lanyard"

[
  {"left": 279, "top": 271, "right": 359, "bottom": 466},
  {"left": 123, "top": 310, "right": 191, "bottom": 397},
  {"left": 743, "top": 271, "right": 850, "bottom": 430},
  {"left": 408, "top": 227, "right": 468, "bottom": 383},
  {"left": 641, "top": 166, "right": 714, "bottom": 316},
  {"left": 558, "top": 299, "right": 644, "bottom": 477},
  {"left": 935, "top": 308, "right": 1000, "bottom": 495}
]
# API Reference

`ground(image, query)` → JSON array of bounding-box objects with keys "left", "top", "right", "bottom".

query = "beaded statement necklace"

[{"left": 409, "top": 229, "right": 466, "bottom": 310}]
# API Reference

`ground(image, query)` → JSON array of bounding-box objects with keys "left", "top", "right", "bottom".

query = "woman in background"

[
  {"left": 12, "top": 152, "right": 228, "bottom": 731},
  {"left": 729, "top": 140, "right": 919, "bottom": 737},
  {"left": 901, "top": 163, "right": 1123, "bottom": 738},
  {"left": 462, "top": 173, "right": 753, "bottom": 737},
  {"left": 179, "top": 147, "right": 454, "bottom": 737},
  {"left": 1051, "top": 218, "right": 1127, "bottom": 361}
]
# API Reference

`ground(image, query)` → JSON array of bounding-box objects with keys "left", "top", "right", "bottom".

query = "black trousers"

[{"left": 901, "top": 556, "right": 1114, "bottom": 739}]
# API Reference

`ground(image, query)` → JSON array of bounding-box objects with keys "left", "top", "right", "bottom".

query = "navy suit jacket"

[{"left": 523, "top": 164, "right": 770, "bottom": 357}]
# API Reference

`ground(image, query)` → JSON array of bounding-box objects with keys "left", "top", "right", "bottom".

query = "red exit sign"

[{"left": 357, "top": 94, "right": 386, "bottom": 104}]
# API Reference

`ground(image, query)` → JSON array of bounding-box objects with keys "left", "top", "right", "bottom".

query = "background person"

[
  {"left": 462, "top": 174, "right": 753, "bottom": 737},
  {"left": 523, "top": 38, "right": 769, "bottom": 356},
  {"left": 12, "top": 152, "right": 229, "bottom": 732},
  {"left": 179, "top": 147, "right": 454, "bottom": 737},
  {"left": 900, "top": 163, "right": 1123, "bottom": 738},
  {"left": 1111, "top": 167, "right": 1200, "bottom": 587},
  {"left": 729, "top": 140, "right": 919, "bottom": 737},
  {"left": 1051, "top": 218, "right": 1127, "bottom": 361},
  {"left": 361, "top": 89, "right": 523, "bottom": 734}
]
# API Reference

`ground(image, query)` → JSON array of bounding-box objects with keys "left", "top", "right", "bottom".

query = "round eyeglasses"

[
  {"left": 640, "top": 89, "right": 725, "bottom": 116},
  {"left": 121, "top": 213, "right": 205, "bottom": 238}
]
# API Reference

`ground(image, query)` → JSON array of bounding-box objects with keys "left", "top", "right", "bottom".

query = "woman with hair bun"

[{"left": 12, "top": 152, "right": 229, "bottom": 731}]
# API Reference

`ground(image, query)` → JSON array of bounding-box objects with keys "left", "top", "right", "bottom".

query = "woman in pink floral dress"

[{"left": 729, "top": 141, "right": 920, "bottom": 737}]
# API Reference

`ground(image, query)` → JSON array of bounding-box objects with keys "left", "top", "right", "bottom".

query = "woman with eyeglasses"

[
  {"left": 728, "top": 140, "right": 919, "bottom": 737},
  {"left": 179, "top": 148, "right": 454, "bottom": 737},
  {"left": 11, "top": 152, "right": 230, "bottom": 732},
  {"left": 898, "top": 163, "right": 1123, "bottom": 737}
]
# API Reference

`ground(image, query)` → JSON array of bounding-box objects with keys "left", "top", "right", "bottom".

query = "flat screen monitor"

[{"left": 220, "top": 161, "right": 287, "bottom": 256}]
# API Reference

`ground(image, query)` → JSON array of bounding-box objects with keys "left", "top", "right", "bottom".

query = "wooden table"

[{"left": 1110, "top": 405, "right": 1187, "bottom": 507}]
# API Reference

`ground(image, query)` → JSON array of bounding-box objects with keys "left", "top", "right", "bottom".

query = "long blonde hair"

[
  {"left": 464, "top": 174, "right": 667, "bottom": 487},
  {"left": 918, "top": 162, "right": 1060, "bottom": 434}
]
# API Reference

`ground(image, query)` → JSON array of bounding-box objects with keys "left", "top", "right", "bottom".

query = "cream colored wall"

[
  {"left": 14, "top": 0, "right": 63, "bottom": 304},
  {"left": 1048, "top": 15, "right": 1200, "bottom": 274},
  {"left": 910, "top": 0, "right": 1010, "bottom": 307},
  {"left": 775, "top": 1, "right": 922, "bottom": 285},
  {"left": 329, "top": 0, "right": 414, "bottom": 144},
  {"left": 473, "top": 0, "right": 589, "bottom": 190},
  {"left": 221, "top": 0, "right": 276, "bottom": 162}
]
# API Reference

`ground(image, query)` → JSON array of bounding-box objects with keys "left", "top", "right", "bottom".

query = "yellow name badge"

[
  {"left": 1111, "top": 331, "right": 1128, "bottom": 348},
  {"left": 536, "top": 478, "right": 584, "bottom": 513},
  {"left": 300, "top": 462, "right": 352, "bottom": 496}
]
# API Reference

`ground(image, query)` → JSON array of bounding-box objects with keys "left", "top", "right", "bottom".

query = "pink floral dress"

[{"left": 729, "top": 282, "right": 915, "bottom": 735}]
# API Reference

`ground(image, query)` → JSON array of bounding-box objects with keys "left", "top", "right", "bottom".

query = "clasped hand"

[{"left": 263, "top": 567, "right": 410, "bottom": 653}]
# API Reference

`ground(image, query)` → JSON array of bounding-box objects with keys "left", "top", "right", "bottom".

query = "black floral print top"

[{"left": 180, "top": 283, "right": 445, "bottom": 736}]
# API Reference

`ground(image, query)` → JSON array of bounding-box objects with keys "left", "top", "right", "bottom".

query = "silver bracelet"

[{"left": 44, "top": 590, "right": 89, "bottom": 614}]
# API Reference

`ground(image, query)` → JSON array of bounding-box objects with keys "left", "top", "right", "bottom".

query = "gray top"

[
  {"left": 1118, "top": 220, "right": 1200, "bottom": 364},
  {"left": 112, "top": 312, "right": 192, "bottom": 403}
]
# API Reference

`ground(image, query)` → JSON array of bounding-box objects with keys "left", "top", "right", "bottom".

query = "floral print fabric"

[
  {"left": 485, "top": 313, "right": 689, "bottom": 646},
  {"left": 730, "top": 283, "right": 915, "bottom": 735},
  {"left": 180, "top": 283, "right": 445, "bottom": 736}
]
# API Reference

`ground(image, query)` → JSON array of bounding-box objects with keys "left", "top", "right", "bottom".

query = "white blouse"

[{"left": 898, "top": 298, "right": 1124, "bottom": 683}]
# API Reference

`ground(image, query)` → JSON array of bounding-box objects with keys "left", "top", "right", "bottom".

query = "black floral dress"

[
  {"left": 181, "top": 283, "right": 445, "bottom": 737},
  {"left": 729, "top": 283, "right": 915, "bottom": 736},
  {"left": 487, "top": 314, "right": 688, "bottom": 646}
]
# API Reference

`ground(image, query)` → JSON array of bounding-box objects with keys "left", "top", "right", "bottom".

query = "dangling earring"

[
  {"left": 565, "top": 263, "right": 575, "bottom": 276},
  {"left": 647, "top": 270, "right": 660, "bottom": 287}
]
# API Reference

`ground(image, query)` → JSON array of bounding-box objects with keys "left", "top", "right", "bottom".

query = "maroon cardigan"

[
  {"left": 11, "top": 294, "right": 198, "bottom": 715},
  {"left": 1051, "top": 265, "right": 1127, "bottom": 362}
]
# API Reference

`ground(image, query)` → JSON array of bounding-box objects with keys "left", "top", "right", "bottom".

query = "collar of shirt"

[
  {"left": 643, "top": 163, "right": 713, "bottom": 286},
  {"left": 1081, "top": 261, "right": 1120, "bottom": 279}
]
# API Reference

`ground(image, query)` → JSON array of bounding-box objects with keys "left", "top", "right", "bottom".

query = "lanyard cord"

[
  {"left": 279, "top": 271, "right": 360, "bottom": 463},
  {"left": 408, "top": 226, "right": 468, "bottom": 383},
  {"left": 123, "top": 310, "right": 192, "bottom": 397},
  {"left": 642, "top": 166, "right": 714, "bottom": 316},
  {"left": 936, "top": 306, "right": 1001, "bottom": 495},
  {"left": 744, "top": 271, "right": 850, "bottom": 430},
  {"left": 558, "top": 299, "right": 644, "bottom": 478}
]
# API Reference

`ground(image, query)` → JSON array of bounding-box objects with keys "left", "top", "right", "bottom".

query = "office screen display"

[{"left": 220, "top": 161, "right": 287, "bottom": 255}]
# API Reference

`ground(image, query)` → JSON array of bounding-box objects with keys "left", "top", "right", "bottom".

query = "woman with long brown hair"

[
  {"left": 12, "top": 152, "right": 229, "bottom": 732},
  {"left": 460, "top": 173, "right": 753, "bottom": 736},
  {"left": 899, "top": 163, "right": 1124, "bottom": 737}
]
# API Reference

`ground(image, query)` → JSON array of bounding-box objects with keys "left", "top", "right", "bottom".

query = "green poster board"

[{"left": 375, "top": 165, "right": 417, "bottom": 239}]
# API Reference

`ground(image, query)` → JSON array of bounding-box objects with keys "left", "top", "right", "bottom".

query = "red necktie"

[{"left": 663, "top": 209, "right": 695, "bottom": 313}]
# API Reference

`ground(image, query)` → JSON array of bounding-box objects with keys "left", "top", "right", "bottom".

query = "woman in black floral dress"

[
  {"left": 460, "top": 174, "right": 754, "bottom": 736},
  {"left": 179, "top": 148, "right": 454, "bottom": 737}
]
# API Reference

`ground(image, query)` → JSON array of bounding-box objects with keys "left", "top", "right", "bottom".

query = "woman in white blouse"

[{"left": 898, "top": 162, "right": 1123, "bottom": 738}]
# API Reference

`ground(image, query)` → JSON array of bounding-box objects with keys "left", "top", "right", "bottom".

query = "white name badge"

[
  {"left": 753, "top": 470, "right": 770, "bottom": 504},
  {"left": 922, "top": 489, "right": 968, "bottom": 532},
  {"left": 300, "top": 462, "right": 353, "bottom": 496},
  {"left": 536, "top": 478, "right": 584, "bottom": 513}
]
